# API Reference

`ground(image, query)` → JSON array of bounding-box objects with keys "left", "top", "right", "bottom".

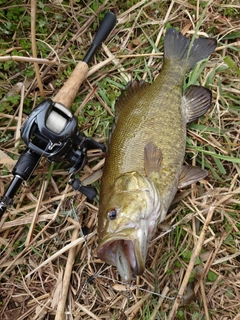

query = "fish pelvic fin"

[
  {"left": 144, "top": 142, "right": 162, "bottom": 185},
  {"left": 164, "top": 28, "right": 217, "bottom": 71},
  {"left": 178, "top": 165, "right": 208, "bottom": 189},
  {"left": 183, "top": 85, "right": 212, "bottom": 123}
]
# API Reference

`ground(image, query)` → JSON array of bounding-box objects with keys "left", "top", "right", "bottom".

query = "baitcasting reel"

[
  {"left": 0, "top": 99, "right": 105, "bottom": 218},
  {"left": 0, "top": 11, "right": 116, "bottom": 220}
]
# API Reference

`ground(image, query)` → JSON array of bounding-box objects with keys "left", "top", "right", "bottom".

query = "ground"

[{"left": 0, "top": 0, "right": 240, "bottom": 319}]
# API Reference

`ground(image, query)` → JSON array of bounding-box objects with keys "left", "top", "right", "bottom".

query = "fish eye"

[{"left": 108, "top": 209, "right": 117, "bottom": 220}]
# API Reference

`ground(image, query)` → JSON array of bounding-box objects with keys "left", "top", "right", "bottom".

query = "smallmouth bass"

[{"left": 97, "top": 28, "right": 217, "bottom": 281}]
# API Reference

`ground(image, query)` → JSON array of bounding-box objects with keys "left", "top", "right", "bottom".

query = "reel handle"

[
  {"left": 53, "top": 11, "right": 116, "bottom": 109},
  {"left": 69, "top": 178, "right": 97, "bottom": 200}
]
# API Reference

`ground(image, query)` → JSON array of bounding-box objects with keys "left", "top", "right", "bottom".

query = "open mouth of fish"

[{"left": 97, "top": 234, "right": 147, "bottom": 282}]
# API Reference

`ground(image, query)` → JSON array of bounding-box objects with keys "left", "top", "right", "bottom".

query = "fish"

[{"left": 97, "top": 28, "right": 217, "bottom": 282}]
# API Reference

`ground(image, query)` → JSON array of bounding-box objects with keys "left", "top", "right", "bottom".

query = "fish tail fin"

[{"left": 164, "top": 28, "right": 217, "bottom": 70}]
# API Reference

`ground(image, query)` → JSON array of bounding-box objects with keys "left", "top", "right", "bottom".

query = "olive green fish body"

[
  {"left": 97, "top": 28, "right": 217, "bottom": 281},
  {"left": 100, "top": 61, "right": 186, "bottom": 218}
]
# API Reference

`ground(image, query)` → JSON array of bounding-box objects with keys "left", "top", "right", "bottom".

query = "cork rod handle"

[{"left": 53, "top": 12, "right": 116, "bottom": 109}]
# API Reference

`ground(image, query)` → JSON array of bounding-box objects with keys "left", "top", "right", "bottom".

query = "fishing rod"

[{"left": 0, "top": 11, "right": 116, "bottom": 220}]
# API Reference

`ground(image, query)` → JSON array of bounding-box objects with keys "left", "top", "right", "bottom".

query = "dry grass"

[{"left": 0, "top": 0, "right": 240, "bottom": 319}]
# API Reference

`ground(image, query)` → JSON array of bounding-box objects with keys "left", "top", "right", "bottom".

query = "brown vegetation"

[{"left": 0, "top": 0, "right": 240, "bottom": 319}]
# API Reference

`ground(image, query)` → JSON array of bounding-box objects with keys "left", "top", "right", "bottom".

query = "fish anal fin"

[
  {"left": 144, "top": 143, "right": 162, "bottom": 183},
  {"left": 178, "top": 165, "right": 208, "bottom": 189},
  {"left": 115, "top": 80, "right": 149, "bottom": 122},
  {"left": 183, "top": 85, "right": 212, "bottom": 123}
]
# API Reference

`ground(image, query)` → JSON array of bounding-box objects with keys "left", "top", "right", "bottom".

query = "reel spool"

[
  {"left": 46, "top": 110, "right": 68, "bottom": 134},
  {"left": 21, "top": 99, "right": 78, "bottom": 160}
]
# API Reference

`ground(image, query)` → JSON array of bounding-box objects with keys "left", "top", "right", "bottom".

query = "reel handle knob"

[{"left": 70, "top": 178, "right": 97, "bottom": 200}]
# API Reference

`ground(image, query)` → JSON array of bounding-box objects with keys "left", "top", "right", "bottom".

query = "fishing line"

[
  {"left": 73, "top": 232, "right": 176, "bottom": 302},
  {"left": 95, "top": 273, "right": 176, "bottom": 300},
  {"left": 69, "top": 197, "right": 98, "bottom": 273},
  {"left": 150, "top": 225, "right": 177, "bottom": 244},
  {"left": 76, "top": 264, "right": 112, "bottom": 302},
  {"left": 69, "top": 197, "right": 107, "bottom": 301},
  {"left": 151, "top": 212, "right": 197, "bottom": 243},
  {"left": 76, "top": 261, "right": 177, "bottom": 301}
]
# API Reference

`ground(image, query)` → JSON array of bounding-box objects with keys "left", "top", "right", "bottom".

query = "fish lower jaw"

[{"left": 97, "top": 238, "right": 145, "bottom": 282}]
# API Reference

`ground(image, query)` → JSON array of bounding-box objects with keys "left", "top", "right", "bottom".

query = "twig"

[
  {"left": 14, "top": 83, "right": 24, "bottom": 147},
  {"left": 31, "top": 0, "right": 45, "bottom": 97},
  {"left": 0, "top": 185, "right": 75, "bottom": 280},
  {"left": 102, "top": 43, "right": 131, "bottom": 83},
  {"left": 150, "top": 284, "right": 170, "bottom": 320},
  {"left": 25, "top": 230, "right": 96, "bottom": 278},
  {"left": 28, "top": 0, "right": 111, "bottom": 94},
  {"left": 200, "top": 280, "right": 210, "bottom": 320},
  {"left": 0, "top": 56, "right": 56, "bottom": 64},
  {"left": 25, "top": 180, "right": 47, "bottom": 246},
  {"left": 167, "top": 204, "right": 215, "bottom": 320},
  {"left": 75, "top": 302, "right": 101, "bottom": 320},
  {"left": 143, "top": 0, "right": 175, "bottom": 80},
  {"left": 55, "top": 227, "right": 80, "bottom": 320},
  {"left": 125, "top": 293, "right": 151, "bottom": 318}
]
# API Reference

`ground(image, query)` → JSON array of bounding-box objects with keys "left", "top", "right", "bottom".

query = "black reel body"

[
  {"left": 0, "top": 99, "right": 105, "bottom": 217},
  {"left": 21, "top": 99, "right": 105, "bottom": 173},
  {"left": 21, "top": 99, "right": 79, "bottom": 161},
  {"left": 21, "top": 98, "right": 105, "bottom": 195}
]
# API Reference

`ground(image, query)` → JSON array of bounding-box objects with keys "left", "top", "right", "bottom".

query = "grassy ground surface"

[{"left": 0, "top": 0, "right": 240, "bottom": 319}]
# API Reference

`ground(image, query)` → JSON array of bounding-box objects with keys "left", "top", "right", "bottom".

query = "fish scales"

[
  {"left": 97, "top": 28, "right": 217, "bottom": 281},
  {"left": 102, "top": 61, "right": 186, "bottom": 206}
]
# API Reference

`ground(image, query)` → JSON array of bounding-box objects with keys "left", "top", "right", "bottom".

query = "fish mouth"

[{"left": 97, "top": 233, "right": 147, "bottom": 282}]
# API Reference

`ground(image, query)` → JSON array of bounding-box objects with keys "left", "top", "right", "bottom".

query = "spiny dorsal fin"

[
  {"left": 183, "top": 85, "right": 212, "bottom": 123},
  {"left": 114, "top": 80, "right": 149, "bottom": 122},
  {"left": 178, "top": 165, "right": 208, "bottom": 189}
]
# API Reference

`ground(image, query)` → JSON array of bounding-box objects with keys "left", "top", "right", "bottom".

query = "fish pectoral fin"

[
  {"left": 178, "top": 165, "right": 208, "bottom": 188},
  {"left": 144, "top": 142, "right": 162, "bottom": 182},
  {"left": 183, "top": 85, "right": 212, "bottom": 123}
]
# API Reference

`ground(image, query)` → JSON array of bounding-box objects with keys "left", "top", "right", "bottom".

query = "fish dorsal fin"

[
  {"left": 108, "top": 80, "right": 148, "bottom": 147},
  {"left": 178, "top": 165, "right": 208, "bottom": 189},
  {"left": 144, "top": 142, "right": 163, "bottom": 185},
  {"left": 183, "top": 85, "right": 212, "bottom": 123},
  {"left": 114, "top": 80, "right": 149, "bottom": 122}
]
